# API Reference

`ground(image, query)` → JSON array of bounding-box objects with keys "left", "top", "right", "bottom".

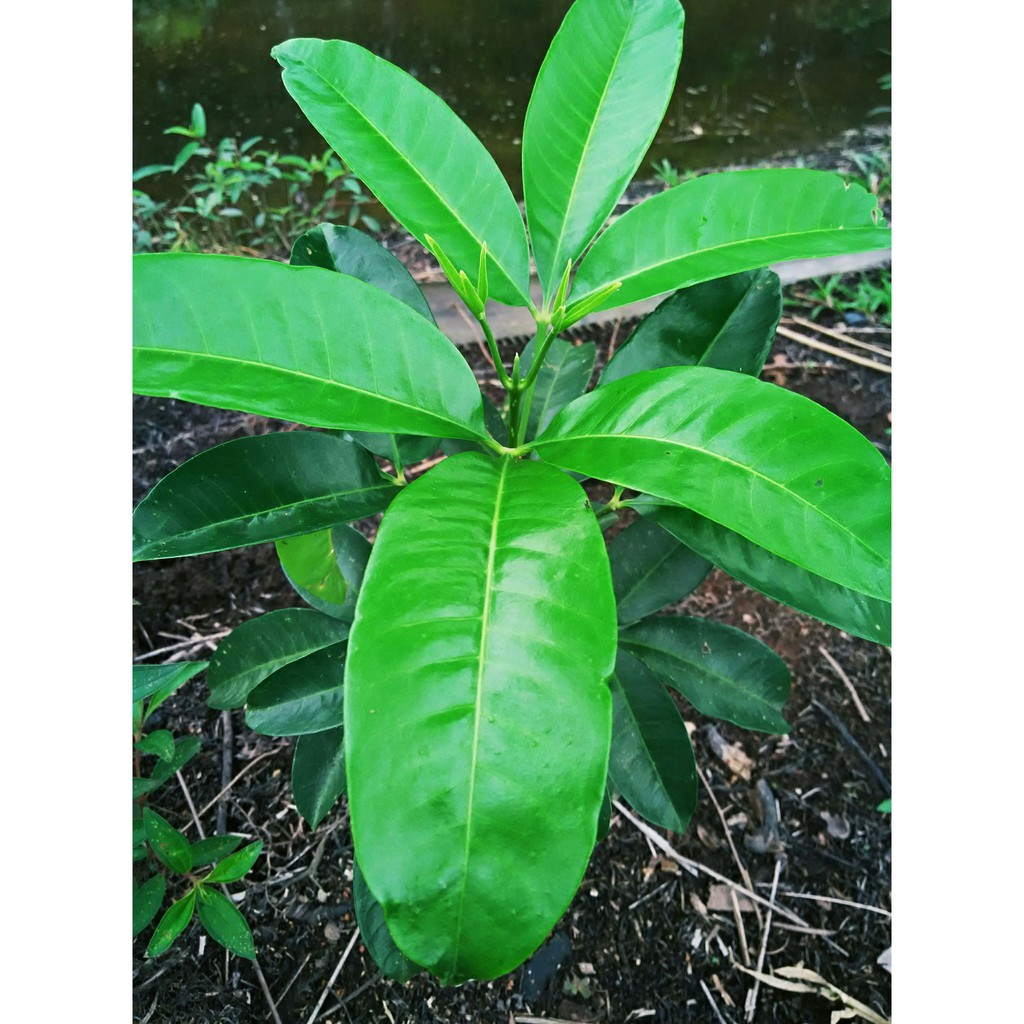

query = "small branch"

[
  {"left": 810, "top": 699, "right": 891, "bottom": 796},
  {"left": 786, "top": 315, "right": 892, "bottom": 358},
  {"left": 183, "top": 747, "right": 288, "bottom": 832},
  {"left": 699, "top": 979, "right": 733, "bottom": 1024},
  {"left": 305, "top": 927, "right": 360, "bottom": 1024},
  {"left": 745, "top": 858, "right": 782, "bottom": 1022},
  {"left": 176, "top": 770, "right": 206, "bottom": 840},
  {"left": 819, "top": 645, "right": 871, "bottom": 722},
  {"left": 253, "top": 958, "right": 285, "bottom": 1024},
  {"left": 775, "top": 324, "right": 891, "bottom": 373},
  {"left": 133, "top": 629, "right": 231, "bottom": 662},
  {"left": 776, "top": 890, "right": 892, "bottom": 918},
  {"left": 217, "top": 710, "right": 234, "bottom": 837}
]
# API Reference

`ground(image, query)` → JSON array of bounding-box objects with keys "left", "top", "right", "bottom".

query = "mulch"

[{"left": 133, "top": 298, "right": 891, "bottom": 1024}]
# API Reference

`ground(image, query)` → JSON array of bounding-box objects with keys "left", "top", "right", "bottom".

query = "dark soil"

[{"left": 133, "top": 306, "right": 892, "bottom": 1023}]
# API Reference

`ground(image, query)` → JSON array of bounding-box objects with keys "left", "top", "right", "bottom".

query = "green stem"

[{"left": 478, "top": 314, "right": 511, "bottom": 390}]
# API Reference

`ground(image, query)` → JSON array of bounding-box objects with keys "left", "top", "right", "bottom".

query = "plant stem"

[
  {"left": 388, "top": 436, "right": 407, "bottom": 485},
  {"left": 478, "top": 314, "right": 511, "bottom": 390}
]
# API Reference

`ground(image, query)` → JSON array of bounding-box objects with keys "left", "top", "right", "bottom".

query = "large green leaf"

[
  {"left": 636, "top": 500, "right": 891, "bottom": 644},
  {"left": 522, "top": 0, "right": 684, "bottom": 301},
  {"left": 608, "top": 517, "right": 712, "bottom": 625},
  {"left": 599, "top": 269, "right": 782, "bottom": 385},
  {"left": 292, "top": 727, "right": 347, "bottom": 828},
  {"left": 196, "top": 886, "right": 256, "bottom": 959},
  {"left": 272, "top": 39, "right": 531, "bottom": 306},
  {"left": 206, "top": 608, "right": 349, "bottom": 710},
  {"left": 133, "top": 432, "right": 397, "bottom": 561},
  {"left": 290, "top": 224, "right": 436, "bottom": 324},
  {"left": 353, "top": 859, "right": 422, "bottom": 983},
  {"left": 621, "top": 616, "right": 791, "bottom": 733},
  {"left": 132, "top": 662, "right": 207, "bottom": 703},
  {"left": 244, "top": 644, "right": 346, "bottom": 736},
  {"left": 572, "top": 169, "right": 891, "bottom": 309},
  {"left": 532, "top": 366, "right": 891, "bottom": 601},
  {"left": 345, "top": 452, "right": 616, "bottom": 983},
  {"left": 520, "top": 337, "right": 596, "bottom": 442},
  {"left": 276, "top": 525, "right": 372, "bottom": 621},
  {"left": 133, "top": 253, "right": 489, "bottom": 441},
  {"left": 609, "top": 649, "right": 698, "bottom": 833}
]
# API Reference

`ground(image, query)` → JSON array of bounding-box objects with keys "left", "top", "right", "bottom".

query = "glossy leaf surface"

[
  {"left": 600, "top": 269, "right": 781, "bottom": 385},
  {"left": 147, "top": 890, "right": 196, "bottom": 957},
  {"left": 521, "top": 337, "right": 596, "bottom": 442},
  {"left": 133, "top": 875, "right": 166, "bottom": 937},
  {"left": 204, "top": 840, "right": 263, "bottom": 884},
  {"left": 144, "top": 809, "right": 192, "bottom": 874},
  {"left": 522, "top": 0, "right": 684, "bottom": 300},
  {"left": 609, "top": 649, "right": 698, "bottom": 833},
  {"left": 277, "top": 525, "right": 371, "bottom": 621},
  {"left": 133, "top": 662, "right": 207, "bottom": 703},
  {"left": 620, "top": 617, "right": 791, "bottom": 733},
  {"left": 273, "top": 40, "right": 531, "bottom": 305},
  {"left": 353, "top": 859, "right": 422, "bottom": 982},
  {"left": 136, "top": 730, "right": 175, "bottom": 762},
  {"left": 292, "top": 727, "right": 347, "bottom": 828},
  {"left": 190, "top": 835, "right": 244, "bottom": 868},
  {"left": 345, "top": 453, "right": 616, "bottom": 983},
  {"left": 145, "top": 737, "right": 203, "bottom": 790},
  {"left": 290, "top": 223, "right": 436, "bottom": 323},
  {"left": 133, "top": 253, "right": 489, "bottom": 441},
  {"left": 609, "top": 516, "right": 712, "bottom": 625},
  {"left": 533, "top": 366, "right": 891, "bottom": 600},
  {"left": 572, "top": 169, "right": 891, "bottom": 309},
  {"left": 196, "top": 886, "right": 256, "bottom": 959},
  {"left": 637, "top": 500, "right": 892, "bottom": 643},
  {"left": 207, "top": 608, "right": 349, "bottom": 710},
  {"left": 134, "top": 432, "right": 397, "bottom": 561},
  {"left": 245, "top": 643, "right": 345, "bottom": 736}
]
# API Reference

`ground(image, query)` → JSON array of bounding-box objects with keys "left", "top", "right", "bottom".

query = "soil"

[{"left": 133, "top": 297, "right": 892, "bottom": 1023}]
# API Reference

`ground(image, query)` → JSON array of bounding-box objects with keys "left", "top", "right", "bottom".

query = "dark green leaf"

[
  {"left": 147, "top": 736, "right": 202, "bottom": 788},
  {"left": 133, "top": 253, "right": 490, "bottom": 441},
  {"left": 136, "top": 730, "right": 176, "bottom": 762},
  {"left": 196, "top": 886, "right": 256, "bottom": 959},
  {"left": 272, "top": 40, "right": 531, "bottom": 306},
  {"left": 292, "top": 727, "right": 347, "bottom": 828},
  {"left": 533, "top": 366, "right": 891, "bottom": 601},
  {"left": 245, "top": 644, "right": 345, "bottom": 736},
  {"left": 636, "top": 500, "right": 891, "bottom": 644},
  {"left": 207, "top": 609, "right": 349, "bottom": 710},
  {"left": 276, "top": 525, "right": 371, "bottom": 621},
  {"left": 133, "top": 777, "right": 161, "bottom": 798},
  {"left": 133, "top": 432, "right": 398, "bottom": 561},
  {"left": 620, "top": 617, "right": 791, "bottom": 733},
  {"left": 345, "top": 453, "right": 616, "bottom": 983},
  {"left": 596, "top": 786, "right": 612, "bottom": 844},
  {"left": 440, "top": 395, "right": 509, "bottom": 456},
  {"left": 203, "top": 840, "right": 263, "bottom": 884},
  {"left": 133, "top": 875, "right": 166, "bottom": 936},
  {"left": 609, "top": 649, "right": 698, "bottom": 833},
  {"left": 144, "top": 808, "right": 193, "bottom": 873},
  {"left": 343, "top": 431, "right": 440, "bottom": 467},
  {"left": 600, "top": 269, "right": 782, "bottom": 385},
  {"left": 609, "top": 517, "right": 712, "bottom": 625},
  {"left": 572, "top": 169, "right": 891, "bottom": 310},
  {"left": 521, "top": 337, "right": 596, "bottom": 442},
  {"left": 191, "top": 834, "right": 245, "bottom": 868},
  {"left": 133, "top": 662, "right": 207, "bottom": 703},
  {"left": 290, "top": 224, "right": 436, "bottom": 323},
  {"left": 522, "top": 0, "right": 684, "bottom": 300},
  {"left": 353, "top": 859, "right": 422, "bottom": 982},
  {"left": 146, "top": 890, "right": 196, "bottom": 957}
]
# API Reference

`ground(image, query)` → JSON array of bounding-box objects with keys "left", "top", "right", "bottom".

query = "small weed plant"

[
  {"left": 133, "top": 102, "right": 380, "bottom": 255},
  {"left": 133, "top": 0, "right": 892, "bottom": 984}
]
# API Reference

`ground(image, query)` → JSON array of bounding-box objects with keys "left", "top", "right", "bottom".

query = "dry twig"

[
  {"left": 819, "top": 645, "right": 871, "bottom": 722},
  {"left": 306, "top": 927, "right": 361, "bottom": 1024},
  {"left": 787, "top": 315, "right": 892, "bottom": 358},
  {"left": 745, "top": 858, "right": 782, "bottom": 1022},
  {"left": 775, "top": 324, "right": 891, "bottom": 373}
]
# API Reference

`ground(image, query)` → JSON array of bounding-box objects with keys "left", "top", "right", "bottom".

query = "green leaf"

[
  {"left": 520, "top": 337, "right": 596, "bottom": 442},
  {"left": 572, "top": 169, "right": 891, "bottom": 310},
  {"left": 245, "top": 644, "right": 345, "bottom": 736},
  {"left": 292, "top": 727, "right": 347, "bottom": 828},
  {"left": 596, "top": 786, "right": 612, "bottom": 844},
  {"left": 290, "top": 224, "right": 436, "bottom": 324},
  {"left": 147, "top": 736, "right": 202, "bottom": 788},
  {"left": 353, "top": 859, "right": 422, "bottom": 982},
  {"left": 620, "top": 617, "right": 791, "bottom": 733},
  {"left": 203, "top": 840, "right": 263, "bottom": 883},
  {"left": 191, "top": 834, "right": 245, "bottom": 867},
  {"left": 343, "top": 430, "right": 440, "bottom": 469},
  {"left": 608, "top": 517, "right": 712, "bottom": 625},
  {"left": 133, "top": 432, "right": 398, "bottom": 561},
  {"left": 144, "top": 808, "right": 193, "bottom": 873},
  {"left": 636, "top": 500, "right": 892, "bottom": 644},
  {"left": 440, "top": 395, "right": 509, "bottom": 456},
  {"left": 136, "top": 730, "right": 176, "bottom": 762},
  {"left": 609, "top": 649, "right": 698, "bottom": 833},
  {"left": 133, "top": 777, "right": 161, "bottom": 798},
  {"left": 146, "top": 890, "right": 196, "bottom": 957},
  {"left": 133, "top": 253, "right": 489, "bottom": 442},
  {"left": 196, "top": 886, "right": 256, "bottom": 959},
  {"left": 191, "top": 102, "right": 206, "bottom": 136},
  {"left": 599, "top": 269, "right": 782, "bottom": 385},
  {"left": 133, "top": 875, "right": 166, "bottom": 937},
  {"left": 533, "top": 366, "right": 891, "bottom": 601},
  {"left": 206, "top": 608, "right": 349, "bottom": 710},
  {"left": 876, "top": 798, "right": 892, "bottom": 814},
  {"left": 522, "top": 0, "right": 684, "bottom": 301},
  {"left": 133, "top": 662, "right": 207, "bottom": 703},
  {"left": 272, "top": 39, "right": 531, "bottom": 306},
  {"left": 345, "top": 452, "right": 617, "bottom": 983},
  {"left": 276, "top": 529, "right": 349, "bottom": 613}
]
